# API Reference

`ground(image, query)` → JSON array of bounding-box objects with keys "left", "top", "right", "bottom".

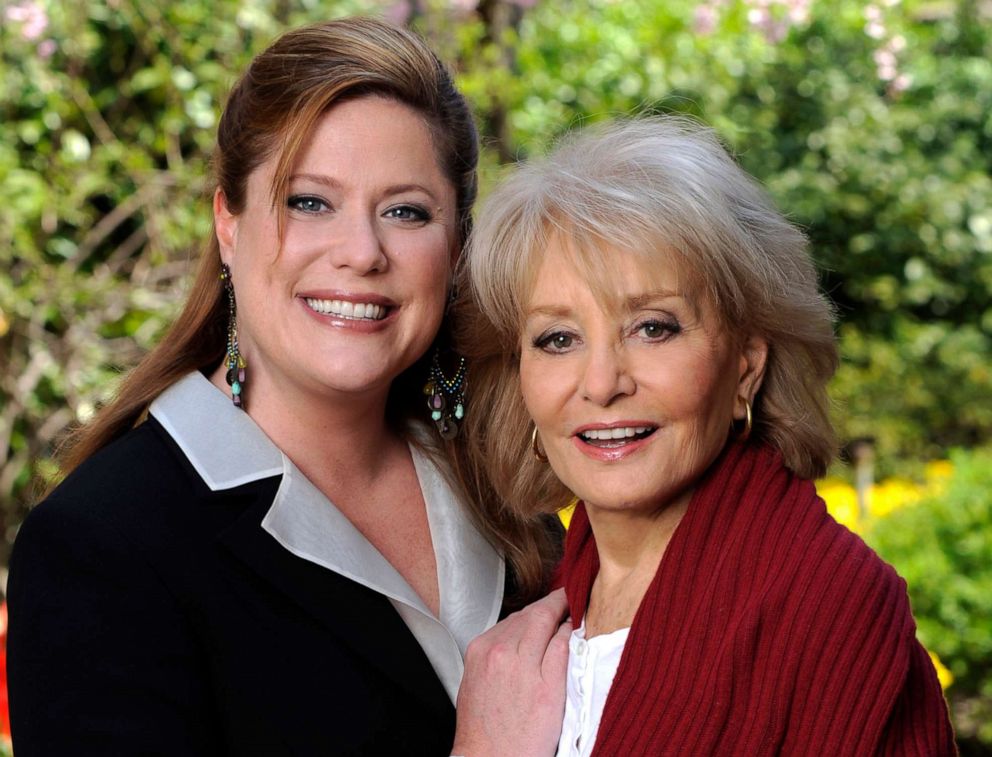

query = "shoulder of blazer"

[
  {"left": 17, "top": 417, "right": 457, "bottom": 726},
  {"left": 25, "top": 417, "right": 281, "bottom": 555}
]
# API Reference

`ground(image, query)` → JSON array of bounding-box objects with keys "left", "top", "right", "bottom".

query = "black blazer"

[{"left": 7, "top": 417, "right": 458, "bottom": 756}]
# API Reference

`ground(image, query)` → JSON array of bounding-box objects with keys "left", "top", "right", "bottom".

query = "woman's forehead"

[{"left": 526, "top": 232, "right": 699, "bottom": 304}]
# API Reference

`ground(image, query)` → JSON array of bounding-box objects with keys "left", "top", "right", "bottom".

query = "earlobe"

[
  {"left": 213, "top": 189, "right": 238, "bottom": 264},
  {"left": 736, "top": 335, "right": 769, "bottom": 417}
]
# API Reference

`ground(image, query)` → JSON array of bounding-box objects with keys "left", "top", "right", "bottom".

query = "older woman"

[
  {"left": 453, "top": 117, "right": 956, "bottom": 755},
  {"left": 6, "top": 18, "right": 558, "bottom": 755}
]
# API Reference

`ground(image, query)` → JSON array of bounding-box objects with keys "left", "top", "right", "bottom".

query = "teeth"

[
  {"left": 305, "top": 298, "right": 386, "bottom": 320},
  {"left": 581, "top": 426, "right": 651, "bottom": 441}
]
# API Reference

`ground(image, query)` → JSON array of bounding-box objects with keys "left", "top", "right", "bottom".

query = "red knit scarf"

[{"left": 559, "top": 441, "right": 956, "bottom": 755}]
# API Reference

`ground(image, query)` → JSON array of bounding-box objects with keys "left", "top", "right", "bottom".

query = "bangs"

[
  {"left": 467, "top": 181, "right": 708, "bottom": 353},
  {"left": 534, "top": 223, "right": 703, "bottom": 321}
]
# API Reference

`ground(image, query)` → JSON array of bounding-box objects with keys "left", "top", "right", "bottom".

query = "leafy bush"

[
  {"left": 4, "top": 0, "right": 991, "bottom": 530},
  {"left": 2, "top": 12, "right": 990, "bottom": 753},
  {"left": 866, "top": 447, "right": 992, "bottom": 751}
]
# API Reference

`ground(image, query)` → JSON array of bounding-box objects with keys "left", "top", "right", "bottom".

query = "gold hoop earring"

[
  {"left": 531, "top": 425, "right": 548, "bottom": 463},
  {"left": 739, "top": 398, "right": 753, "bottom": 441}
]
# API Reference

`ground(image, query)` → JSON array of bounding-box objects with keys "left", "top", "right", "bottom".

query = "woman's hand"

[{"left": 452, "top": 588, "right": 571, "bottom": 757}]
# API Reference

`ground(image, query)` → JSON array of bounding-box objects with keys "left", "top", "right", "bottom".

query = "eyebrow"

[
  {"left": 290, "top": 174, "right": 439, "bottom": 199},
  {"left": 290, "top": 173, "right": 342, "bottom": 189},
  {"left": 525, "top": 289, "right": 685, "bottom": 318},
  {"left": 524, "top": 304, "right": 574, "bottom": 318},
  {"left": 628, "top": 290, "right": 684, "bottom": 307}
]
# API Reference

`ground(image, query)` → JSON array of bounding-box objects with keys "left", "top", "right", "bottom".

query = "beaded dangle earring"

[
  {"left": 424, "top": 351, "right": 466, "bottom": 440},
  {"left": 220, "top": 263, "right": 247, "bottom": 409}
]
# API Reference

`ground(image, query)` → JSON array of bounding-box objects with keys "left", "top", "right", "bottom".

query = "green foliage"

[
  {"left": 449, "top": 0, "right": 992, "bottom": 474},
  {"left": 0, "top": 0, "right": 990, "bottom": 532},
  {"left": 0, "top": 0, "right": 399, "bottom": 552},
  {"left": 1, "top": 0, "right": 989, "bottom": 510},
  {"left": 2, "top": 1, "right": 990, "bottom": 750},
  {"left": 0, "top": 1, "right": 987, "bottom": 486},
  {"left": 867, "top": 446, "right": 992, "bottom": 749}
]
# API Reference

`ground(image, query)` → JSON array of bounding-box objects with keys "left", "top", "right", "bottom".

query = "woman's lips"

[
  {"left": 572, "top": 423, "right": 659, "bottom": 460},
  {"left": 304, "top": 297, "right": 388, "bottom": 321},
  {"left": 578, "top": 425, "right": 656, "bottom": 444},
  {"left": 298, "top": 292, "right": 397, "bottom": 330}
]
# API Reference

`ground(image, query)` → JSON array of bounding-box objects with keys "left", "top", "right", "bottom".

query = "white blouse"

[
  {"left": 556, "top": 620, "right": 630, "bottom": 757},
  {"left": 150, "top": 372, "right": 505, "bottom": 704}
]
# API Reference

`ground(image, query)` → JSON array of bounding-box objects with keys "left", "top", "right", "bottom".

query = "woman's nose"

[
  {"left": 330, "top": 212, "right": 388, "bottom": 274},
  {"left": 580, "top": 345, "right": 636, "bottom": 406}
]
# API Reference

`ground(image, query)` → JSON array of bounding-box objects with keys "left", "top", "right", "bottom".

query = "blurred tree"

[
  {"left": 0, "top": 0, "right": 391, "bottom": 561},
  {"left": 2, "top": 0, "right": 990, "bottom": 748},
  {"left": 868, "top": 446, "right": 992, "bottom": 753},
  {"left": 4, "top": 0, "right": 990, "bottom": 541},
  {"left": 449, "top": 0, "right": 992, "bottom": 472},
  {"left": 3, "top": 0, "right": 990, "bottom": 541}
]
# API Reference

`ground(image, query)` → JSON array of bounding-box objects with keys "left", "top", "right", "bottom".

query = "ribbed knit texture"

[{"left": 561, "top": 442, "right": 956, "bottom": 756}]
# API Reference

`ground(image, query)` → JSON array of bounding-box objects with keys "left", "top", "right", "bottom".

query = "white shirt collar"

[{"left": 150, "top": 371, "right": 504, "bottom": 703}]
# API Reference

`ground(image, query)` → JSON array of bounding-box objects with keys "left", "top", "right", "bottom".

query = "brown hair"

[
  {"left": 61, "top": 18, "right": 477, "bottom": 468},
  {"left": 55, "top": 19, "right": 557, "bottom": 599},
  {"left": 455, "top": 116, "right": 839, "bottom": 522}
]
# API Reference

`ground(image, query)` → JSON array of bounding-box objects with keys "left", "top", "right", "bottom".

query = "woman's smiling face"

[
  {"left": 519, "top": 238, "right": 765, "bottom": 516},
  {"left": 214, "top": 95, "right": 457, "bottom": 406}
]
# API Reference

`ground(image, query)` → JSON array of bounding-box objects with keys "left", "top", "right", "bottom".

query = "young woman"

[{"left": 7, "top": 18, "right": 557, "bottom": 755}]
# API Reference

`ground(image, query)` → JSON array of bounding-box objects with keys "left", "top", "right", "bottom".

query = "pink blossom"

[
  {"left": 865, "top": 21, "right": 886, "bottom": 39},
  {"left": 4, "top": 1, "right": 48, "bottom": 41},
  {"left": 864, "top": 1, "right": 908, "bottom": 87},
  {"left": 693, "top": 5, "right": 719, "bottom": 35},
  {"left": 765, "top": 20, "right": 789, "bottom": 43},
  {"left": 37, "top": 38, "right": 56, "bottom": 58},
  {"left": 873, "top": 49, "right": 897, "bottom": 68},
  {"left": 890, "top": 73, "right": 912, "bottom": 93},
  {"left": 747, "top": 7, "right": 768, "bottom": 25},
  {"left": 384, "top": 0, "right": 412, "bottom": 25},
  {"left": 691, "top": 1, "right": 815, "bottom": 45}
]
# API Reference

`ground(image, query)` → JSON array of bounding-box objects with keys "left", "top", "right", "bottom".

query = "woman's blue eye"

[
  {"left": 384, "top": 205, "right": 431, "bottom": 222},
  {"left": 288, "top": 195, "right": 328, "bottom": 214}
]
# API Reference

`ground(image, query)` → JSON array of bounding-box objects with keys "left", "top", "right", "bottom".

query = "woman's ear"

[
  {"left": 735, "top": 334, "right": 768, "bottom": 419},
  {"left": 213, "top": 188, "right": 238, "bottom": 264}
]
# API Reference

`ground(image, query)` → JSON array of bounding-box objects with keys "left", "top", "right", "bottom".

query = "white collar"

[{"left": 150, "top": 371, "right": 504, "bottom": 702}]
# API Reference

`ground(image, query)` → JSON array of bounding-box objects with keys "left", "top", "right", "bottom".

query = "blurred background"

[{"left": 1, "top": 0, "right": 990, "bottom": 751}]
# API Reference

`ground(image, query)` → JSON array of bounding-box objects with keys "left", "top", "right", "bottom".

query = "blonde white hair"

[{"left": 454, "top": 116, "right": 837, "bottom": 518}]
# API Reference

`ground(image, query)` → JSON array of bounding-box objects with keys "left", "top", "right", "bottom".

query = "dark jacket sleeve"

[{"left": 7, "top": 493, "right": 221, "bottom": 756}]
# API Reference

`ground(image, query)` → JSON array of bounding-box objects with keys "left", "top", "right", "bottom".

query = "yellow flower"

[
  {"left": 867, "top": 478, "right": 923, "bottom": 518},
  {"left": 0, "top": 308, "right": 8, "bottom": 338},
  {"left": 923, "top": 460, "right": 953, "bottom": 498},
  {"left": 924, "top": 460, "right": 953, "bottom": 481},
  {"left": 818, "top": 479, "right": 860, "bottom": 532},
  {"left": 928, "top": 649, "right": 953, "bottom": 690},
  {"left": 557, "top": 497, "right": 579, "bottom": 529}
]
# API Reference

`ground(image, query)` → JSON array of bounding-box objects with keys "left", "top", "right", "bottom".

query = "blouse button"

[{"left": 575, "top": 639, "right": 588, "bottom": 656}]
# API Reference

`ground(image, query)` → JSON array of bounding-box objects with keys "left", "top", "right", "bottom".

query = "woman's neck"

[
  {"left": 583, "top": 495, "right": 690, "bottom": 638},
  {"left": 208, "top": 363, "right": 404, "bottom": 494}
]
